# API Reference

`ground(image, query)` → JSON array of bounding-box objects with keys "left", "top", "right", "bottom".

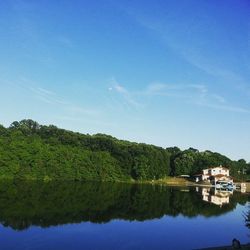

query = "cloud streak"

[
  {"left": 146, "top": 82, "right": 250, "bottom": 114},
  {"left": 108, "top": 77, "right": 142, "bottom": 108},
  {"left": 28, "top": 86, "right": 67, "bottom": 105},
  {"left": 10, "top": 78, "right": 100, "bottom": 118},
  {"left": 108, "top": 79, "right": 250, "bottom": 114},
  {"left": 122, "top": 6, "right": 250, "bottom": 96}
]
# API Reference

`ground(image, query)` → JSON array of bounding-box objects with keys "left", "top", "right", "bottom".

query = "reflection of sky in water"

[{"left": 0, "top": 204, "right": 248, "bottom": 250}]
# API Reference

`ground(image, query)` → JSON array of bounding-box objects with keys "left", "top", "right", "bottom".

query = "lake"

[{"left": 0, "top": 181, "right": 249, "bottom": 250}]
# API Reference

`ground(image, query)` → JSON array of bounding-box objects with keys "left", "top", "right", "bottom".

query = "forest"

[{"left": 0, "top": 119, "right": 249, "bottom": 181}]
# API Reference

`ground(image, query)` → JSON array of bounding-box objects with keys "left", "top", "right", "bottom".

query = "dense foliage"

[
  {"left": 0, "top": 119, "right": 249, "bottom": 181},
  {"left": 166, "top": 147, "right": 250, "bottom": 180},
  {"left": 0, "top": 120, "right": 170, "bottom": 181}
]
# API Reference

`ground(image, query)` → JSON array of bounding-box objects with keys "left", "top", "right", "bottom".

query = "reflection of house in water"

[{"left": 196, "top": 187, "right": 232, "bottom": 206}]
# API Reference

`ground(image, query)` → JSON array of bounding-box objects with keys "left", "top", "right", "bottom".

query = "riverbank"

[
  {"left": 133, "top": 177, "right": 250, "bottom": 193},
  {"left": 0, "top": 176, "right": 249, "bottom": 193},
  {"left": 136, "top": 177, "right": 192, "bottom": 186}
]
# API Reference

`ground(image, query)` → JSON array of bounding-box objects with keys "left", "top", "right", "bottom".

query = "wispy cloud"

[
  {"left": 195, "top": 102, "right": 250, "bottom": 114},
  {"left": 56, "top": 36, "right": 74, "bottom": 48},
  {"left": 113, "top": 84, "right": 128, "bottom": 95},
  {"left": 122, "top": 7, "right": 250, "bottom": 96},
  {"left": 108, "top": 77, "right": 142, "bottom": 108},
  {"left": 10, "top": 77, "right": 100, "bottom": 118},
  {"left": 28, "top": 86, "right": 67, "bottom": 105},
  {"left": 145, "top": 83, "right": 208, "bottom": 97},
  {"left": 37, "top": 87, "right": 55, "bottom": 96},
  {"left": 211, "top": 94, "right": 226, "bottom": 104},
  {"left": 146, "top": 82, "right": 250, "bottom": 114},
  {"left": 108, "top": 79, "right": 250, "bottom": 114}
]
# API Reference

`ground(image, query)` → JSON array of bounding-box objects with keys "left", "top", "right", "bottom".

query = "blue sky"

[{"left": 0, "top": 0, "right": 250, "bottom": 161}]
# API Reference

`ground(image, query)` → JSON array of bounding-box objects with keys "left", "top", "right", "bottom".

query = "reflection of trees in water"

[{"left": 0, "top": 181, "right": 248, "bottom": 231}]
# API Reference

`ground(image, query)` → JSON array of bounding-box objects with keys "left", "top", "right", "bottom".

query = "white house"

[
  {"left": 202, "top": 166, "right": 229, "bottom": 179},
  {"left": 194, "top": 165, "right": 232, "bottom": 184}
]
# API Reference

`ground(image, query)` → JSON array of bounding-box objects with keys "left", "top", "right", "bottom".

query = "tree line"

[{"left": 0, "top": 119, "right": 249, "bottom": 181}]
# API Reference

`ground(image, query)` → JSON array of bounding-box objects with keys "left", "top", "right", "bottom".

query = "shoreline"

[
  {"left": 127, "top": 177, "right": 250, "bottom": 193},
  {"left": 0, "top": 176, "right": 249, "bottom": 191}
]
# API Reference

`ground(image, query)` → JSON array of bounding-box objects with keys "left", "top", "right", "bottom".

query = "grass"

[{"left": 144, "top": 176, "right": 191, "bottom": 185}]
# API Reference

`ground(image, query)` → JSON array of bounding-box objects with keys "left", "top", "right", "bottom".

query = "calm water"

[{"left": 0, "top": 181, "right": 249, "bottom": 250}]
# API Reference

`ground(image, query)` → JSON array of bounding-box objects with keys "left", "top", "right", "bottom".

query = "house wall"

[
  {"left": 202, "top": 167, "right": 229, "bottom": 178},
  {"left": 209, "top": 167, "right": 229, "bottom": 176},
  {"left": 202, "top": 169, "right": 209, "bottom": 175},
  {"left": 202, "top": 175, "right": 209, "bottom": 181}
]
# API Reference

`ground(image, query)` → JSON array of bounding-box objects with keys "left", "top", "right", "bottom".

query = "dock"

[{"left": 235, "top": 182, "right": 250, "bottom": 193}]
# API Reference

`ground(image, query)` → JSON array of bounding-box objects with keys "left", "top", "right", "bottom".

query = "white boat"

[{"left": 215, "top": 181, "right": 236, "bottom": 190}]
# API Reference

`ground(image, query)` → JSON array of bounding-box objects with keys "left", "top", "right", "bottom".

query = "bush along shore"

[{"left": 0, "top": 119, "right": 249, "bottom": 182}]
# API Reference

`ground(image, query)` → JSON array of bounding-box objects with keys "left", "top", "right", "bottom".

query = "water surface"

[{"left": 0, "top": 181, "right": 249, "bottom": 250}]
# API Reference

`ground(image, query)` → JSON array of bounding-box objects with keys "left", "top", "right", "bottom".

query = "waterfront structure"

[{"left": 194, "top": 165, "right": 233, "bottom": 185}]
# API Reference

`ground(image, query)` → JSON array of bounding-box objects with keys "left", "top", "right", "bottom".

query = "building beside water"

[{"left": 194, "top": 165, "right": 233, "bottom": 185}]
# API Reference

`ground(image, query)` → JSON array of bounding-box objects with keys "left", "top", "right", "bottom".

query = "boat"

[{"left": 215, "top": 181, "right": 236, "bottom": 191}]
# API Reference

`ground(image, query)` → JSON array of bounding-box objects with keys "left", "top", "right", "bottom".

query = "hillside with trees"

[
  {"left": 166, "top": 147, "right": 250, "bottom": 180},
  {"left": 0, "top": 119, "right": 249, "bottom": 181}
]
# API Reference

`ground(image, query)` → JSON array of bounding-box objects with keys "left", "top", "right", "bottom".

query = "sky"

[{"left": 0, "top": 0, "right": 250, "bottom": 161}]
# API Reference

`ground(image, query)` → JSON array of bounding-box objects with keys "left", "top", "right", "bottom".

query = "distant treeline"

[{"left": 0, "top": 119, "right": 249, "bottom": 181}]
